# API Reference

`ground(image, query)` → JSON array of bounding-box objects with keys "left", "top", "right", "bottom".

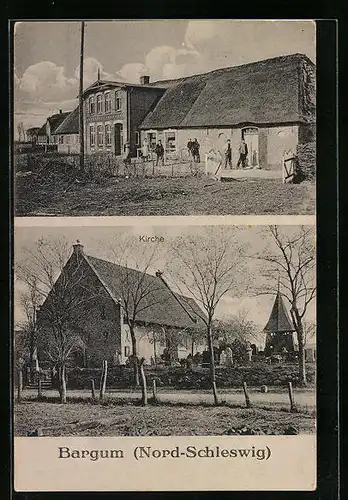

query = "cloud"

[
  {"left": 117, "top": 62, "right": 147, "bottom": 83},
  {"left": 184, "top": 20, "right": 219, "bottom": 50},
  {"left": 117, "top": 44, "right": 201, "bottom": 83},
  {"left": 74, "top": 57, "right": 114, "bottom": 85},
  {"left": 19, "top": 61, "right": 76, "bottom": 101},
  {"left": 14, "top": 72, "right": 20, "bottom": 87}
]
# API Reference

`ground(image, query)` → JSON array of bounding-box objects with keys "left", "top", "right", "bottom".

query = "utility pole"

[{"left": 79, "top": 21, "right": 85, "bottom": 174}]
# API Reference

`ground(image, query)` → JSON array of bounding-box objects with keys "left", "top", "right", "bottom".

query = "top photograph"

[{"left": 13, "top": 20, "right": 316, "bottom": 217}]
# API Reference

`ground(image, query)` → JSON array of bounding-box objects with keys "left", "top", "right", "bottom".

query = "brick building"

[
  {"left": 82, "top": 76, "right": 165, "bottom": 157},
  {"left": 36, "top": 242, "right": 206, "bottom": 368}
]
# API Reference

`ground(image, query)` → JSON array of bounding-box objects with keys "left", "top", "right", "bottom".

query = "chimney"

[
  {"left": 73, "top": 240, "right": 84, "bottom": 255},
  {"left": 140, "top": 75, "right": 150, "bottom": 85},
  {"left": 155, "top": 270, "right": 163, "bottom": 278}
]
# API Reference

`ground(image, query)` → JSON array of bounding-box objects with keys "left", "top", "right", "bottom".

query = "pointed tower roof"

[{"left": 263, "top": 292, "right": 295, "bottom": 333}]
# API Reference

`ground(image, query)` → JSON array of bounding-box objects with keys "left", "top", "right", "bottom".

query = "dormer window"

[
  {"left": 115, "top": 91, "right": 121, "bottom": 111},
  {"left": 89, "top": 96, "right": 95, "bottom": 114},
  {"left": 105, "top": 92, "right": 111, "bottom": 113},
  {"left": 97, "top": 94, "right": 103, "bottom": 113}
]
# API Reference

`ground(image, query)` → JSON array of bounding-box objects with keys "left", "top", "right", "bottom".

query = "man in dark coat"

[
  {"left": 187, "top": 138, "right": 193, "bottom": 159},
  {"left": 155, "top": 140, "right": 164, "bottom": 166},
  {"left": 237, "top": 138, "right": 248, "bottom": 169},
  {"left": 192, "top": 138, "right": 200, "bottom": 163},
  {"left": 224, "top": 139, "right": 232, "bottom": 168}
]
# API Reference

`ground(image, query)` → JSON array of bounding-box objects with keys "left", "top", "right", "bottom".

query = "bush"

[
  {"left": 296, "top": 142, "right": 316, "bottom": 180},
  {"left": 66, "top": 362, "right": 316, "bottom": 390}
]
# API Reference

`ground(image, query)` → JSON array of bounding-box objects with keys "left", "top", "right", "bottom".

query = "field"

[
  {"left": 14, "top": 388, "right": 316, "bottom": 436},
  {"left": 15, "top": 175, "right": 316, "bottom": 216}
]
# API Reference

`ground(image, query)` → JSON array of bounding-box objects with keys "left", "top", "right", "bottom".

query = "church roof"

[
  {"left": 263, "top": 292, "right": 295, "bottom": 333},
  {"left": 85, "top": 254, "right": 206, "bottom": 330}
]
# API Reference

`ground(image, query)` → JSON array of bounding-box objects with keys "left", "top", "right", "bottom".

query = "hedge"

[{"left": 65, "top": 362, "right": 316, "bottom": 390}]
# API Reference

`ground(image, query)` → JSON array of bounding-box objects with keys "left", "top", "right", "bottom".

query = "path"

[
  {"left": 22, "top": 387, "right": 315, "bottom": 409},
  {"left": 220, "top": 167, "right": 282, "bottom": 180}
]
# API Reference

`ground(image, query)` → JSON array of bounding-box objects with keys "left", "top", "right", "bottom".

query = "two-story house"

[{"left": 82, "top": 76, "right": 165, "bottom": 157}]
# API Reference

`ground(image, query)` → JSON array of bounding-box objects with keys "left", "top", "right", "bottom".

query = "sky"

[
  {"left": 13, "top": 20, "right": 316, "bottom": 134},
  {"left": 14, "top": 224, "right": 316, "bottom": 345}
]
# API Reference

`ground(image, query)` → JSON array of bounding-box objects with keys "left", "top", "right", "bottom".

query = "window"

[
  {"left": 164, "top": 130, "right": 177, "bottom": 154},
  {"left": 89, "top": 125, "right": 95, "bottom": 147},
  {"left": 115, "top": 91, "right": 121, "bottom": 111},
  {"left": 65, "top": 135, "right": 70, "bottom": 144},
  {"left": 104, "top": 92, "right": 111, "bottom": 113},
  {"left": 59, "top": 135, "right": 64, "bottom": 144},
  {"left": 105, "top": 124, "right": 112, "bottom": 146},
  {"left": 97, "top": 124, "right": 104, "bottom": 147},
  {"left": 97, "top": 94, "right": 103, "bottom": 113},
  {"left": 89, "top": 96, "right": 95, "bottom": 114},
  {"left": 135, "top": 131, "right": 140, "bottom": 145},
  {"left": 124, "top": 346, "right": 130, "bottom": 357},
  {"left": 147, "top": 132, "right": 157, "bottom": 150}
]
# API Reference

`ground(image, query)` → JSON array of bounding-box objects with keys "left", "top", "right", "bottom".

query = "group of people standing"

[
  {"left": 224, "top": 138, "right": 249, "bottom": 169},
  {"left": 187, "top": 138, "right": 201, "bottom": 163},
  {"left": 140, "top": 135, "right": 249, "bottom": 169},
  {"left": 141, "top": 138, "right": 164, "bottom": 166}
]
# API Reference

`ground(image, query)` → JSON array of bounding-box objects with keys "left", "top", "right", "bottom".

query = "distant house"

[
  {"left": 139, "top": 54, "right": 316, "bottom": 169},
  {"left": 36, "top": 110, "right": 71, "bottom": 146},
  {"left": 53, "top": 106, "right": 80, "bottom": 154},
  {"left": 36, "top": 242, "right": 206, "bottom": 368},
  {"left": 82, "top": 76, "right": 165, "bottom": 157},
  {"left": 37, "top": 124, "right": 48, "bottom": 145}
]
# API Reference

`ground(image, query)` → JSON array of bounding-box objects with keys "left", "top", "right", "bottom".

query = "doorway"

[
  {"left": 242, "top": 127, "right": 259, "bottom": 167},
  {"left": 114, "top": 123, "right": 123, "bottom": 156}
]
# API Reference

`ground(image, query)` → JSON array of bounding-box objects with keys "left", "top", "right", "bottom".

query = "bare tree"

[
  {"left": 167, "top": 227, "right": 246, "bottom": 405},
  {"left": 107, "top": 236, "right": 167, "bottom": 385},
  {"left": 256, "top": 226, "right": 316, "bottom": 386},
  {"left": 16, "top": 237, "right": 94, "bottom": 403}
]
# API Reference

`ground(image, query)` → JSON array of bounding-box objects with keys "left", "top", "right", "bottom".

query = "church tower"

[{"left": 263, "top": 290, "right": 295, "bottom": 356}]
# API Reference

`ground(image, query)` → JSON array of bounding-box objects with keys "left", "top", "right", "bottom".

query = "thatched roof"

[
  {"left": 263, "top": 292, "right": 295, "bottom": 333},
  {"left": 54, "top": 107, "right": 80, "bottom": 135},
  {"left": 140, "top": 54, "right": 315, "bottom": 129},
  {"left": 47, "top": 112, "right": 71, "bottom": 133},
  {"left": 86, "top": 254, "right": 205, "bottom": 330},
  {"left": 37, "top": 124, "right": 47, "bottom": 136}
]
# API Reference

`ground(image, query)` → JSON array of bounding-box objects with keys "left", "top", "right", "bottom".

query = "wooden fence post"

[
  {"left": 17, "top": 368, "right": 23, "bottom": 402},
  {"left": 242, "top": 381, "right": 251, "bottom": 408},
  {"left": 139, "top": 358, "right": 147, "bottom": 406},
  {"left": 90, "top": 379, "right": 96, "bottom": 400},
  {"left": 152, "top": 379, "right": 157, "bottom": 402},
  {"left": 287, "top": 381, "right": 296, "bottom": 411},
  {"left": 99, "top": 360, "right": 108, "bottom": 402},
  {"left": 38, "top": 375, "right": 42, "bottom": 400}
]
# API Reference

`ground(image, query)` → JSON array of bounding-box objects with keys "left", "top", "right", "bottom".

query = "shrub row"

[{"left": 66, "top": 362, "right": 316, "bottom": 390}]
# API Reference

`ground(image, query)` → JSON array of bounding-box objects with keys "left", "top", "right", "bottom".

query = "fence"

[{"left": 14, "top": 151, "right": 206, "bottom": 179}]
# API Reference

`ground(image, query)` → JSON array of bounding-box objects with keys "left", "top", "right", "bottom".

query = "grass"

[
  {"left": 15, "top": 175, "right": 315, "bottom": 216},
  {"left": 14, "top": 396, "right": 315, "bottom": 437}
]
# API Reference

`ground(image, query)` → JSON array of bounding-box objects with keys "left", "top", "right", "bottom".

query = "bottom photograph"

[{"left": 14, "top": 224, "right": 316, "bottom": 438}]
